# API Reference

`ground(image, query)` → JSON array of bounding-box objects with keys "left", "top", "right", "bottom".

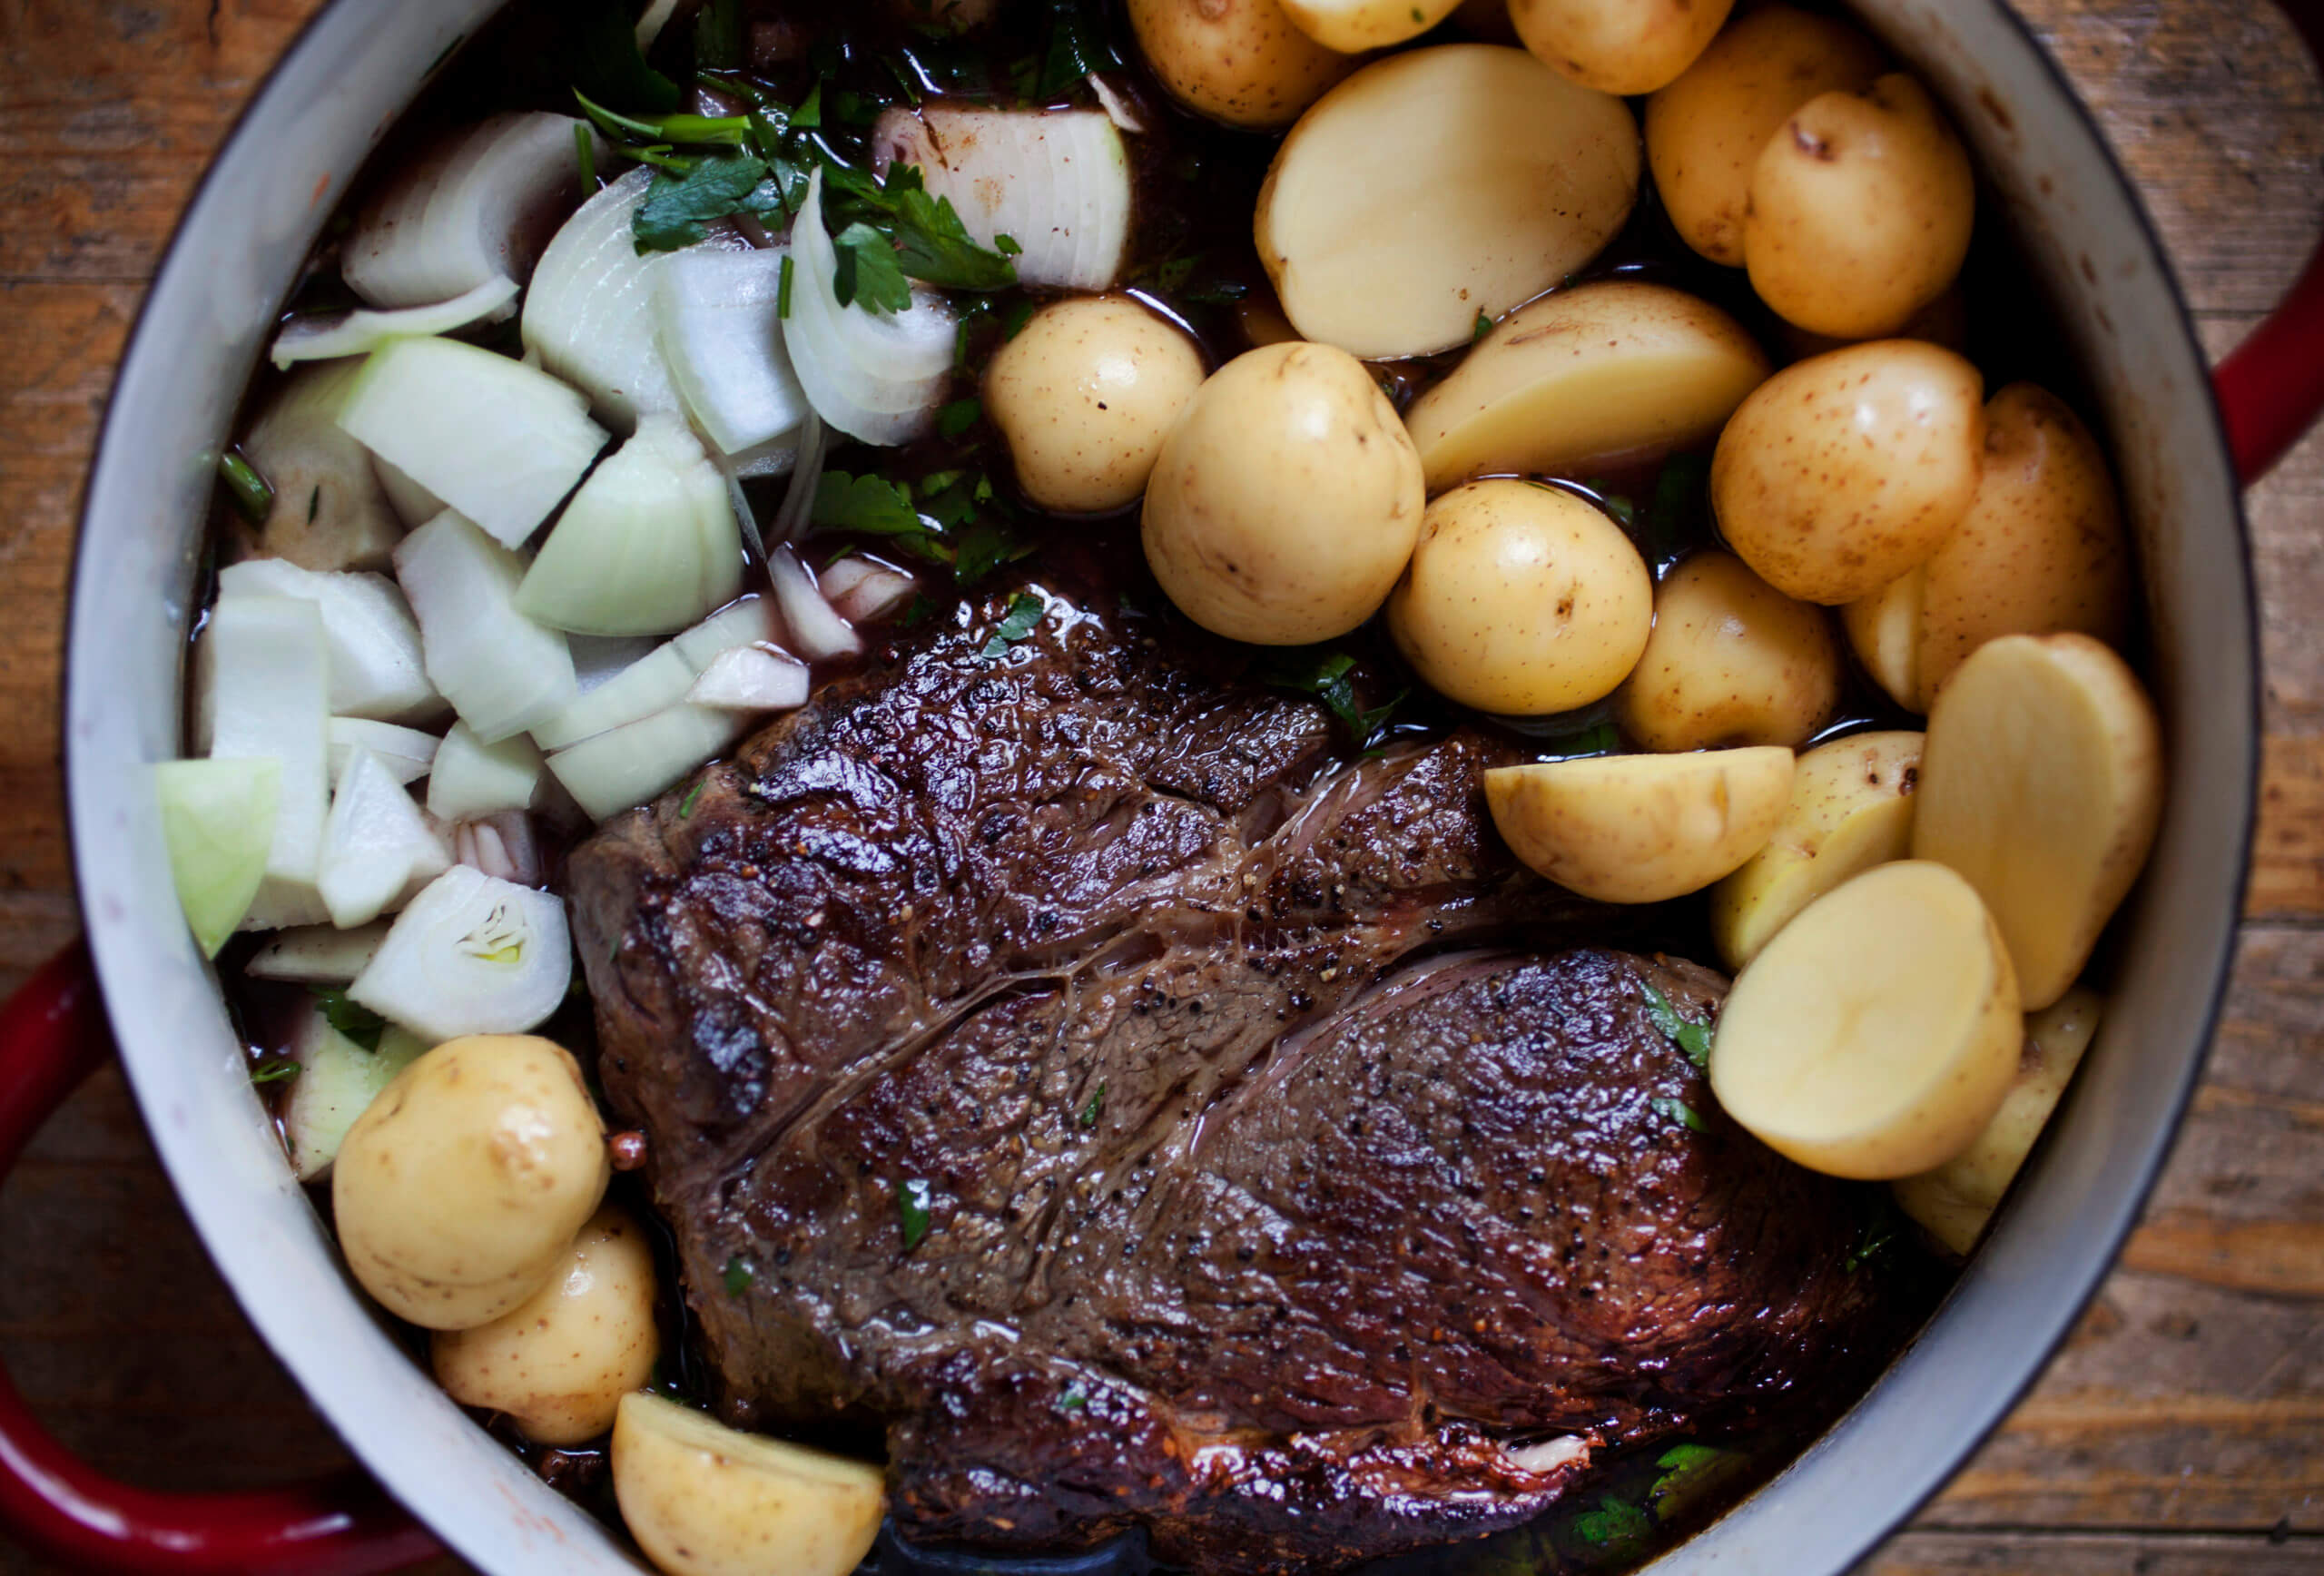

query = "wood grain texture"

[{"left": 0, "top": 2, "right": 2313, "bottom": 1573}]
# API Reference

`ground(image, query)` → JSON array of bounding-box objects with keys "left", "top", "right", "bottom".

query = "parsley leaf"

[
  {"left": 898, "top": 1177, "right": 934, "bottom": 1249},
  {"left": 218, "top": 450, "right": 273, "bottom": 525},
  {"left": 571, "top": 0, "right": 681, "bottom": 113},
  {"left": 249, "top": 1060, "right": 300, "bottom": 1087},
  {"left": 1474, "top": 310, "right": 1493, "bottom": 340},
  {"left": 634, "top": 153, "right": 777, "bottom": 252},
  {"left": 1078, "top": 1081, "right": 1105, "bottom": 1128},
  {"left": 813, "top": 471, "right": 923, "bottom": 537},
  {"left": 951, "top": 514, "right": 1034, "bottom": 586},
  {"left": 822, "top": 162, "right": 1018, "bottom": 295},
  {"left": 980, "top": 592, "right": 1047, "bottom": 659},
  {"left": 1650, "top": 1096, "right": 1707, "bottom": 1132},
  {"left": 937, "top": 398, "right": 983, "bottom": 438},
  {"left": 1261, "top": 649, "right": 1404, "bottom": 746},
  {"left": 1572, "top": 1496, "right": 1653, "bottom": 1551},
  {"left": 1058, "top": 1381, "right": 1089, "bottom": 1413},
  {"left": 722, "top": 1255, "right": 753, "bottom": 1295},
  {"left": 677, "top": 779, "right": 706, "bottom": 818},
  {"left": 1037, "top": 0, "right": 1118, "bottom": 98},
  {"left": 1639, "top": 981, "right": 1713, "bottom": 1066},
  {"left": 310, "top": 988, "right": 386, "bottom": 1052},
  {"left": 1646, "top": 1443, "right": 1744, "bottom": 1523},
  {"left": 831, "top": 220, "right": 915, "bottom": 313}
]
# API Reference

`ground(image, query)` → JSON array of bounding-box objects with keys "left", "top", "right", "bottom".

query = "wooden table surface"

[{"left": 0, "top": 3, "right": 2315, "bottom": 1572}]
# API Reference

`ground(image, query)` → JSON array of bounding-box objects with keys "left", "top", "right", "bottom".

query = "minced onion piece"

[
  {"left": 270, "top": 276, "right": 520, "bottom": 369},
  {"left": 339, "top": 337, "right": 607, "bottom": 549},
  {"left": 819, "top": 557, "right": 918, "bottom": 625},
  {"left": 1088, "top": 74, "right": 1148, "bottom": 135},
  {"left": 218, "top": 559, "right": 439, "bottom": 724},
  {"left": 343, "top": 113, "right": 597, "bottom": 310},
  {"left": 767, "top": 546, "right": 863, "bottom": 661},
  {"left": 204, "top": 595, "right": 331, "bottom": 900},
  {"left": 317, "top": 747, "right": 454, "bottom": 930},
  {"left": 395, "top": 512, "right": 578, "bottom": 743},
  {"left": 547, "top": 704, "right": 751, "bottom": 822},
  {"left": 872, "top": 106, "right": 1131, "bottom": 292},
  {"left": 453, "top": 811, "right": 545, "bottom": 887},
  {"left": 523, "top": 166, "right": 692, "bottom": 430},
  {"left": 347, "top": 865, "right": 572, "bottom": 1040},
  {"left": 784, "top": 169, "right": 954, "bottom": 445},
  {"left": 282, "top": 1010, "right": 428, "bottom": 1182},
  {"left": 327, "top": 718, "right": 440, "bottom": 786},
  {"left": 655, "top": 246, "right": 810, "bottom": 459},
  {"left": 371, "top": 454, "right": 445, "bottom": 530},
  {"left": 245, "top": 920, "right": 392, "bottom": 984},
  {"left": 426, "top": 721, "right": 544, "bottom": 822},
  {"left": 687, "top": 644, "right": 811, "bottom": 711},
  {"left": 515, "top": 414, "right": 743, "bottom": 636}
]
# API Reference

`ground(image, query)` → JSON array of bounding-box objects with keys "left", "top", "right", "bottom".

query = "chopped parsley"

[
  {"left": 249, "top": 1060, "right": 300, "bottom": 1087},
  {"left": 1572, "top": 1495, "right": 1653, "bottom": 1551},
  {"left": 776, "top": 253, "right": 794, "bottom": 319},
  {"left": 722, "top": 1255, "right": 753, "bottom": 1295},
  {"left": 630, "top": 150, "right": 793, "bottom": 252},
  {"left": 218, "top": 450, "right": 273, "bottom": 525},
  {"left": 1078, "top": 1081, "right": 1105, "bottom": 1129},
  {"left": 677, "top": 779, "right": 706, "bottom": 819},
  {"left": 898, "top": 1177, "right": 934, "bottom": 1249},
  {"left": 937, "top": 398, "right": 983, "bottom": 439},
  {"left": 812, "top": 471, "right": 922, "bottom": 538},
  {"left": 1058, "top": 1381, "right": 1089, "bottom": 1413},
  {"left": 309, "top": 987, "right": 385, "bottom": 1052},
  {"left": 1034, "top": 0, "right": 1120, "bottom": 99},
  {"left": 1544, "top": 721, "right": 1620, "bottom": 759},
  {"left": 980, "top": 592, "right": 1046, "bottom": 659},
  {"left": 1650, "top": 1096, "right": 1707, "bottom": 1132},
  {"left": 1845, "top": 1202, "right": 1902, "bottom": 1274},
  {"left": 1260, "top": 649, "right": 1406, "bottom": 748},
  {"left": 809, "top": 469, "right": 1029, "bottom": 586},
  {"left": 1473, "top": 310, "right": 1493, "bottom": 340},
  {"left": 1587, "top": 484, "right": 1638, "bottom": 528},
  {"left": 1646, "top": 1443, "right": 1741, "bottom": 1522},
  {"left": 1639, "top": 981, "right": 1712, "bottom": 1066},
  {"left": 822, "top": 162, "right": 1019, "bottom": 296},
  {"left": 573, "top": 122, "right": 597, "bottom": 189}
]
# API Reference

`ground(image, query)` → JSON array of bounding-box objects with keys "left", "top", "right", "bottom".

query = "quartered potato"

[
  {"left": 1387, "top": 480, "right": 1654, "bottom": 714},
  {"left": 1614, "top": 550, "right": 1839, "bottom": 754},
  {"left": 1509, "top": 0, "right": 1734, "bottom": 96},
  {"left": 1256, "top": 44, "right": 1640, "bottom": 359},
  {"left": 1894, "top": 988, "right": 2103, "bottom": 1255},
  {"left": 984, "top": 296, "right": 1208, "bottom": 515},
  {"left": 1711, "top": 340, "right": 1985, "bottom": 605},
  {"left": 1403, "top": 281, "right": 1771, "bottom": 491},
  {"left": 614, "top": 1393, "right": 887, "bottom": 1576},
  {"left": 1485, "top": 746, "right": 1795, "bottom": 904},
  {"left": 1912, "top": 634, "right": 2163, "bottom": 1011},
  {"left": 1281, "top": 0, "right": 1463, "bottom": 52},
  {"left": 1710, "top": 729, "right": 1923, "bottom": 970},
  {"left": 1645, "top": 4, "right": 1886, "bottom": 267},
  {"left": 1841, "top": 566, "right": 1926, "bottom": 713},
  {"left": 1744, "top": 74, "right": 1976, "bottom": 340},
  {"left": 1710, "top": 860, "right": 2023, "bottom": 1180},
  {"left": 1127, "top": 0, "right": 1355, "bottom": 129}
]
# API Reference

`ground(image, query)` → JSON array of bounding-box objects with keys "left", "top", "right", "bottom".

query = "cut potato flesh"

[
  {"left": 1485, "top": 746, "right": 1794, "bottom": 904},
  {"left": 1911, "top": 633, "right": 2162, "bottom": 1011},
  {"left": 1841, "top": 566, "right": 1926, "bottom": 714},
  {"left": 1281, "top": 0, "right": 1463, "bottom": 52},
  {"left": 1709, "top": 730, "right": 1923, "bottom": 970},
  {"left": 1894, "top": 987, "right": 2102, "bottom": 1254},
  {"left": 613, "top": 1392, "right": 885, "bottom": 1576},
  {"left": 1709, "top": 860, "right": 2023, "bottom": 1180},
  {"left": 1405, "top": 281, "right": 1770, "bottom": 491},
  {"left": 1256, "top": 44, "right": 1640, "bottom": 359}
]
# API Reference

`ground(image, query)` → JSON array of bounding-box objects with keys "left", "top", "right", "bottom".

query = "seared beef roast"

[{"left": 567, "top": 580, "right": 1888, "bottom": 1572}]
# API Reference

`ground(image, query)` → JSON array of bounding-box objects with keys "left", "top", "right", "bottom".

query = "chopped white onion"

[
  {"left": 371, "top": 454, "right": 445, "bottom": 530},
  {"left": 767, "top": 546, "right": 863, "bottom": 661},
  {"left": 218, "top": 559, "right": 440, "bottom": 724},
  {"left": 453, "top": 811, "right": 546, "bottom": 887},
  {"left": 768, "top": 411, "right": 828, "bottom": 546},
  {"left": 328, "top": 718, "right": 440, "bottom": 785},
  {"left": 282, "top": 1010, "right": 428, "bottom": 1182},
  {"left": 317, "top": 747, "right": 454, "bottom": 930},
  {"left": 675, "top": 596, "right": 787, "bottom": 667},
  {"left": 530, "top": 642, "right": 698, "bottom": 751},
  {"left": 343, "top": 113, "right": 597, "bottom": 310},
  {"left": 1088, "top": 74, "right": 1148, "bottom": 134},
  {"left": 395, "top": 511, "right": 578, "bottom": 742},
  {"left": 426, "top": 720, "right": 544, "bottom": 822},
  {"left": 721, "top": 428, "right": 803, "bottom": 480},
  {"left": 655, "top": 246, "right": 811, "bottom": 458},
  {"left": 348, "top": 866, "right": 571, "bottom": 1040},
  {"left": 872, "top": 105, "right": 1131, "bottom": 291},
  {"left": 156, "top": 758, "right": 280, "bottom": 958},
  {"left": 246, "top": 920, "right": 392, "bottom": 984},
  {"left": 239, "top": 362, "right": 406, "bottom": 572},
  {"left": 339, "top": 337, "right": 607, "bottom": 549},
  {"left": 819, "top": 556, "right": 918, "bottom": 625},
  {"left": 515, "top": 414, "right": 743, "bottom": 636},
  {"left": 204, "top": 596, "right": 330, "bottom": 902},
  {"left": 271, "top": 276, "right": 520, "bottom": 369},
  {"left": 634, "top": 0, "right": 681, "bottom": 48},
  {"left": 547, "top": 704, "right": 750, "bottom": 822},
  {"left": 784, "top": 169, "right": 954, "bottom": 445},
  {"left": 688, "top": 644, "right": 810, "bottom": 711},
  {"left": 523, "top": 166, "right": 695, "bottom": 430}
]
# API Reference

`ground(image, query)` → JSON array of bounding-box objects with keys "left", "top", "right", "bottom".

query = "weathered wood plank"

[{"left": 1861, "top": 1531, "right": 2324, "bottom": 1575}]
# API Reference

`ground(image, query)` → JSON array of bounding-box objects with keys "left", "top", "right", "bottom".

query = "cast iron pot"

[{"left": 4, "top": 1, "right": 2319, "bottom": 1571}]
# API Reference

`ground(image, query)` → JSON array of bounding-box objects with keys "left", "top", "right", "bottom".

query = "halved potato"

[
  {"left": 1127, "top": 0, "right": 1355, "bottom": 130},
  {"left": 1709, "top": 729, "right": 1923, "bottom": 970},
  {"left": 1484, "top": 747, "right": 1794, "bottom": 904},
  {"left": 1404, "top": 281, "right": 1771, "bottom": 491},
  {"left": 1911, "top": 633, "right": 2163, "bottom": 1011},
  {"left": 1893, "top": 987, "right": 2103, "bottom": 1255},
  {"left": 613, "top": 1393, "right": 885, "bottom": 1576},
  {"left": 1281, "top": 0, "right": 1462, "bottom": 52},
  {"left": 1256, "top": 44, "right": 1640, "bottom": 359},
  {"left": 1842, "top": 565, "right": 1926, "bottom": 713},
  {"left": 1709, "top": 860, "right": 2022, "bottom": 1179}
]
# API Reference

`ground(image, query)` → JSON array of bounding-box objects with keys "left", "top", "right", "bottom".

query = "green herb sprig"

[{"left": 1260, "top": 650, "right": 1407, "bottom": 749}]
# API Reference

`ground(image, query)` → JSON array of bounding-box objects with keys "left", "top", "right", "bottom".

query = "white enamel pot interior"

[{"left": 64, "top": 4, "right": 2258, "bottom": 1574}]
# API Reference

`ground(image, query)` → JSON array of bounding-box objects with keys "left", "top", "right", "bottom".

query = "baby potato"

[
  {"left": 1615, "top": 551, "right": 1840, "bottom": 754},
  {"left": 431, "top": 1203, "right": 659, "bottom": 1446},
  {"left": 1509, "top": 0, "right": 1734, "bottom": 96},
  {"left": 1709, "top": 729, "right": 1923, "bottom": 970},
  {"left": 1256, "top": 44, "right": 1640, "bottom": 358},
  {"left": 1779, "top": 283, "right": 1969, "bottom": 361},
  {"left": 1387, "top": 480, "right": 1653, "bottom": 715},
  {"left": 1841, "top": 566, "right": 1926, "bottom": 712},
  {"left": 984, "top": 296, "right": 1207, "bottom": 515},
  {"left": 1645, "top": 4, "right": 1886, "bottom": 266},
  {"left": 1403, "top": 281, "right": 1771, "bottom": 491},
  {"left": 1915, "top": 383, "right": 2133, "bottom": 707},
  {"left": 1144, "top": 341, "right": 1423, "bottom": 645},
  {"left": 1127, "top": 0, "right": 1354, "bottom": 129},
  {"left": 1894, "top": 988, "right": 2103, "bottom": 1255},
  {"left": 1912, "top": 633, "right": 2163, "bottom": 1011},
  {"left": 1744, "top": 74, "right": 1976, "bottom": 340},
  {"left": 333, "top": 1034, "right": 610, "bottom": 1331},
  {"left": 1711, "top": 340, "right": 1985, "bottom": 605},
  {"left": 1485, "top": 746, "right": 1795, "bottom": 904},
  {"left": 1280, "top": 0, "right": 1463, "bottom": 52},
  {"left": 613, "top": 1393, "right": 885, "bottom": 1576},
  {"left": 1709, "top": 860, "right": 2022, "bottom": 1179}
]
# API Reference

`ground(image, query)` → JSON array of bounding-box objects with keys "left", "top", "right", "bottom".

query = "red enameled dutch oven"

[{"left": 4, "top": 1, "right": 2319, "bottom": 1571}]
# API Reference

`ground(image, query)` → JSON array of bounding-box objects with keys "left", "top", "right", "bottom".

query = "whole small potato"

[
  {"left": 333, "top": 1034, "right": 610, "bottom": 1331},
  {"left": 614, "top": 1393, "right": 885, "bottom": 1576},
  {"left": 1711, "top": 340, "right": 1986, "bottom": 605},
  {"left": 1144, "top": 341, "right": 1423, "bottom": 645},
  {"left": 1744, "top": 73, "right": 1976, "bottom": 340},
  {"left": 431, "top": 1203, "right": 659, "bottom": 1446},
  {"left": 1127, "top": 0, "right": 1354, "bottom": 129},
  {"left": 1615, "top": 551, "right": 1840, "bottom": 752},
  {"left": 1486, "top": 746, "right": 1796, "bottom": 904},
  {"left": 1645, "top": 4, "right": 1886, "bottom": 266},
  {"left": 984, "top": 297, "right": 1207, "bottom": 515},
  {"left": 1915, "top": 383, "right": 2132, "bottom": 707},
  {"left": 1280, "top": 0, "right": 1463, "bottom": 52},
  {"left": 1388, "top": 481, "right": 1652, "bottom": 715},
  {"left": 1510, "top": 0, "right": 1735, "bottom": 96}
]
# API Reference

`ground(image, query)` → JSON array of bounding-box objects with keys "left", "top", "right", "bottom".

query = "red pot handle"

[
  {"left": 2214, "top": 1, "right": 2324, "bottom": 481},
  {"left": 0, "top": 943, "right": 441, "bottom": 1575}
]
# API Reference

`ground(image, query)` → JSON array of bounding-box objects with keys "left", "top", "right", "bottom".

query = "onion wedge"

[
  {"left": 873, "top": 105, "right": 1130, "bottom": 291},
  {"left": 655, "top": 246, "right": 810, "bottom": 460},
  {"left": 317, "top": 748, "right": 454, "bottom": 930},
  {"left": 271, "top": 277, "right": 520, "bottom": 369},
  {"left": 687, "top": 644, "right": 810, "bottom": 710},
  {"left": 784, "top": 170, "right": 954, "bottom": 445},
  {"left": 395, "top": 512, "right": 578, "bottom": 743},
  {"left": 348, "top": 866, "right": 571, "bottom": 1040},
  {"left": 767, "top": 546, "right": 863, "bottom": 661},
  {"left": 344, "top": 113, "right": 597, "bottom": 310},
  {"left": 523, "top": 166, "right": 691, "bottom": 430}
]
